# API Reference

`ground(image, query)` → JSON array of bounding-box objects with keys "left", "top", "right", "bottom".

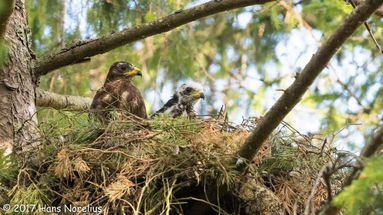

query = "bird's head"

[
  {"left": 176, "top": 81, "right": 205, "bottom": 105},
  {"left": 106, "top": 61, "right": 142, "bottom": 81}
]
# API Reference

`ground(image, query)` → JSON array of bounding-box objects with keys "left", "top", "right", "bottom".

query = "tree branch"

[
  {"left": 235, "top": 0, "right": 383, "bottom": 172},
  {"left": 319, "top": 125, "right": 383, "bottom": 215},
  {"left": 0, "top": 0, "right": 15, "bottom": 38},
  {"left": 354, "top": 0, "right": 383, "bottom": 17},
  {"left": 348, "top": 0, "right": 383, "bottom": 54},
  {"left": 360, "top": 127, "right": 383, "bottom": 158},
  {"left": 34, "top": 0, "right": 275, "bottom": 76},
  {"left": 36, "top": 88, "right": 92, "bottom": 111}
]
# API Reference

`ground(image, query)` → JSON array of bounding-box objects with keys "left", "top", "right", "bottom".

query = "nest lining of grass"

[{"left": 0, "top": 112, "right": 346, "bottom": 214}]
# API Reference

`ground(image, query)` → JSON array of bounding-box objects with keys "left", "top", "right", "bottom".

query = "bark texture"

[
  {"left": 360, "top": 126, "right": 383, "bottom": 157},
  {"left": 354, "top": 0, "right": 383, "bottom": 17},
  {"left": 0, "top": 0, "right": 38, "bottom": 155},
  {"left": 36, "top": 88, "right": 92, "bottom": 111},
  {"left": 34, "top": 0, "right": 275, "bottom": 76},
  {"left": 236, "top": 0, "right": 383, "bottom": 172}
]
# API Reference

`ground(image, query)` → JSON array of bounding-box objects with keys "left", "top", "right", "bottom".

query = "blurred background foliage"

[
  {"left": 27, "top": 0, "right": 383, "bottom": 150},
  {"left": 334, "top": 154, "right": 383, "bottom": 215}
]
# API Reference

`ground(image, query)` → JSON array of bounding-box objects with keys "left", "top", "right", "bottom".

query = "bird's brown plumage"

[{"left": 90, "top": 61, "right": 147, "bottom": 122}]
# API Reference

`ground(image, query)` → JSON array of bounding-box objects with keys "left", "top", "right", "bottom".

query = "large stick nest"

[{"left": 0, "top": 112, "right": 347, "bottom": 214}]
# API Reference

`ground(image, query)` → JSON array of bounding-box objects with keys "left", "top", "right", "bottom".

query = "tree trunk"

[{"left": 0, "top": 0, "right": 38, "bottom": 156}]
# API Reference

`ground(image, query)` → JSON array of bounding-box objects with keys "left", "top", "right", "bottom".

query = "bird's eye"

[
  {"left": 117, "top": 63, "right": 128, "bottom": 71},
  {"left": 185, "top": 87, "right": 193, "bottom": 93}
]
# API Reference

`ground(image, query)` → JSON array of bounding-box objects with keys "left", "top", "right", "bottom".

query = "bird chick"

[{"left": 151, "top": 81, "right": 205, "bottom": 118}]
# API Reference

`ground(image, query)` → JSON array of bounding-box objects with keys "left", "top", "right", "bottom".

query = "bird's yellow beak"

[
  {"left": 125, "top": 67, "right": 142, "bottom": 76},
  {"left": 191, "top": 90, "right": 205, "bottom": 99}
]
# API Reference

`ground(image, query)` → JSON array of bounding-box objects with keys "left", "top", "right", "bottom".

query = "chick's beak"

[
  {"left": 125, "top": 67, "right": 142, "bottom": 76},
  {"left": 192, "top": 90, "right": 205, "bottom": 99}
]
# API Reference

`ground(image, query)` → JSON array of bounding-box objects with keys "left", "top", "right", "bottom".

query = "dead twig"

[{"left": 348, "top": 0, "right": 383, "bottom": 54}]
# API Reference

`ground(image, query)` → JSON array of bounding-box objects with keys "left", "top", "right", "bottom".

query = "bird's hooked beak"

[
  {"left": 192, "top": 90, "right": 205, "bottom": 99},
  {"left": 125, "top": 67, "right": 142, "bottom": 77}
]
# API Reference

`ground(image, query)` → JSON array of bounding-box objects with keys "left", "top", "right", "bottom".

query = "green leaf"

[{"left": 144, "top": 11, "right": 156, "bottom": 22}]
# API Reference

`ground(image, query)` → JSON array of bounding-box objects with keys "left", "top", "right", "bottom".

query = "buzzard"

[
  {"left": 151, "top": 81, "right": 205, "bottom": 118},
  {"left": 90, "top": 61, "right": 148, "bottom": 122}
]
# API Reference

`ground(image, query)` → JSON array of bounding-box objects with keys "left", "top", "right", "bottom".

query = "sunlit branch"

[
  {"left": 0, "top": 0, "right": 16, "bottom": 38},
  {"left": 36, "top": 88, "right": 92, "bottom": 111},
  {"left": 34, "top": 0, "right": 275, "bottom": 76},
  {"left": 235, "top": 0, "right": 383, "bottom": 172}
]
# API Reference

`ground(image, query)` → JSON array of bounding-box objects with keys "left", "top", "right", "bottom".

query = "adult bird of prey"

[
  {"left": 151, "top": 81, "right": 205, "bottom": 118},
  {"left": 90, "top": 61, "right": 148, "bottom": 122}
]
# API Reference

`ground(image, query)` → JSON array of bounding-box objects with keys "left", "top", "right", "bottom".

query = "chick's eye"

[{"left": 185, "top": 87, "right": 193, "bottom": 93}]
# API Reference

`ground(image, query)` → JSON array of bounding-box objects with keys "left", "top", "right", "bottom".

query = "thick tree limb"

[
  {"left": 36, "top": 88, "right": 92, "bottom": 111},
  {"left": 354, "top": 0, "right": 383, "bottom": 17},
  {"left": 319, "top": 125, "right": 383, "bottom": 215},
  {"left": 360, "top": 126, "right": 383, "bottom": 157},
  {"left": 0, "top": 0, "right": 16, "bottom": 37},
  {"left": 235, "top": 0, "right": 383, "bottom": 172},
  {"left": 34, "top": 0, "right": 274, "bottom": 76}
]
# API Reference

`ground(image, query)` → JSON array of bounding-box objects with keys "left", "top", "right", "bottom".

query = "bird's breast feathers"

[{"left": 120, "top": 91, "right": 130, "bottom": 101}]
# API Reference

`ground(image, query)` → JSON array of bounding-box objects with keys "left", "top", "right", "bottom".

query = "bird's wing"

[
  {"left": 117, "top": 84, "right": 148, "bottom": 119},
  {"left": 136, "top": 97, "right": 148, "bottom": 119},
  {"left": 185, "top": 104, "right": 197, "bottom": 118},
  {"left": 124, "top": 92, "right": 148, "bottom": 119},
  {"left": 90, "top": 87, "right": 119, "bottom": 109},
  {"left": 90, "top": 88, "right": 118, "bottom": 123},
  {"left": 150, "top": 94, "right": 178, "bottom": 118},
  {"left": 90, "top": 89, "right": 104, "bottom": 109}
]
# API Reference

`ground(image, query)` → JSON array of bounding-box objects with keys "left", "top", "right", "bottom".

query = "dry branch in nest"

[{"left": 1, "top": 114, "right": 348, "bottom": 214}]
